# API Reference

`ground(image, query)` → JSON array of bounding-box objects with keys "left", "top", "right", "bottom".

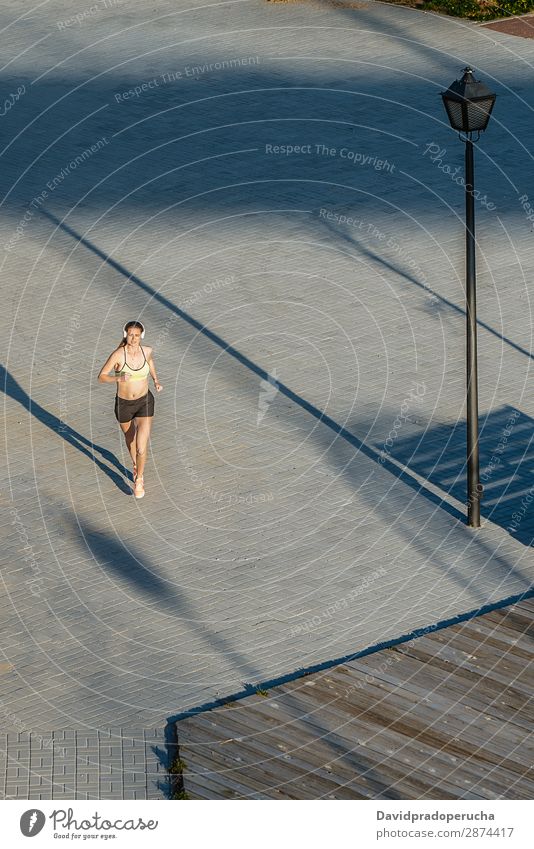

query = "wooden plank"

[
  {"left": 394, "top": 617, "right": 532, "bottom": 660},
  {"left": 339, "top": 686, "right": 532, "bottom": 767},
  {"left": 269, "top": 689, "right": 533, "bottom": 796},
  {"left": 195, "top": 672, "right": 530, "bottom": 762},
  {"left": 179, "top": 745, "right": 282, "bottom": 798},
  {"left": 178, "top": 689, "right": 534, "bottom": 800},
  {"left": 346, "top": 653, "right": 534, "bottom": 731},
  {"left": 178, "top": 708, "right": 532, "bottom": 798},
  {"left": 176, "top": 599, "right": 534, "bottom": 799},
  {"left": 376, "top": 643, "right": 533, "bottom": 697},
  {"left": 179, "top": 710, "right": 412, "bottom": 799},
  {"left": 392, "top": 633, "right": 529, "bottom": 676},
  {"left": 179, "top": 714, "right": 361, "bottom": 796},
  {"left": 395, "top": 635, "right": 532, "bottom": 695},
  {"left": 248, "top": 693, "right": 530, "bottom": 780},
  {"left": 347, "top": 646, "right": 530, "bottom": 702},
  {"left": 180, "top": 746, "right": 338, "bottom": 800}
]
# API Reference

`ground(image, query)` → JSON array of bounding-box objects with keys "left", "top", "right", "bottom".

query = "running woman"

[{"left": 98, "top": 320, "right": 163, "bottom": 498}]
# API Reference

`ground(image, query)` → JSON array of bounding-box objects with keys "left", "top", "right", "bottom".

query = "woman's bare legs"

[
  {"left": 119, "top": 419, "right": 137, "bottom": 473},
  {"left": 134, "top": 415, "right": 153, "bottom": 479}
]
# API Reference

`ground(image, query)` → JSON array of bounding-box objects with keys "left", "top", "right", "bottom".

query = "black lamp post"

[{"left": 441, "top": 67, "right": 496, "bottom": 528}]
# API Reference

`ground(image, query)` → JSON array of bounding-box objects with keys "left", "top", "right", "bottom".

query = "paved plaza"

[{"left": 1, "top": 0, "right": 534, "bottom": 797}]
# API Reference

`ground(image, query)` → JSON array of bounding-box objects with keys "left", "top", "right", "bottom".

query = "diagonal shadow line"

[
  {"left": 2, "top": 363, "right": 131, "bottom": 493},
  {"left": 166, "top": 586, "right": 534, "bottom": 727},
  {"left": 42, "top": 208, "right": 464, "bottom": 523},
  {"left": 319, "top": 216, "right": 534, "bottom": 363}
]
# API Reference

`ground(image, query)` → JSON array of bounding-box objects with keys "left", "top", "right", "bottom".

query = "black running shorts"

[{"left": 114, "top": 390, "right": 155, "bottom": 423}]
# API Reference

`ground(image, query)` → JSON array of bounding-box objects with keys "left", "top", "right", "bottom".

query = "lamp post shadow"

[{"left": 386, "top": 405, "right": 534, "bottom": 547}]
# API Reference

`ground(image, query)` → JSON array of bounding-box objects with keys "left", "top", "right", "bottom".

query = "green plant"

[
  {"left": 169, "top": 756, "right": 187, "bottom": 774},
  {"left": 383, "top": 0, "right": 534, "bottom": 20},
  {"left": 172, "top": 789, "right": 191, "bottom": 800},
  {"left": 169, "top": 753, "right": 189, "bottom": 798}
]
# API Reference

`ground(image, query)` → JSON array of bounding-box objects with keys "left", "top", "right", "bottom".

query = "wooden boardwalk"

[{"left": 174, "top": 599, "right": 534, "bottom": 799}]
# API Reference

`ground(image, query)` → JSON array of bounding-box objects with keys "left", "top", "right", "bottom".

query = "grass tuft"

[
  {"left": 169, "top": 756, "right": 187, "bottom": 774},
  {"left": 172, "top": 789, "right": 191, "bottom": 800}
]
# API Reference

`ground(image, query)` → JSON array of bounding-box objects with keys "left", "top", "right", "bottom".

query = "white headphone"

[{"left": 123, "top": 321, "right": 145, "bottom": 339}]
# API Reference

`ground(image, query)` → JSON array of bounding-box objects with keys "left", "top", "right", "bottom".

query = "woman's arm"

[
  {"left": 98, "top": 349, "right": 127, "bottom": 384},
  {"left": 147, "top": 349, "right": 163, "bottom": 392}
]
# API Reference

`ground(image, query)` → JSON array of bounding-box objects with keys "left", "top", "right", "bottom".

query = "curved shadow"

[{"left": 70, "top": 512, "right": 262, "bottom": 682}]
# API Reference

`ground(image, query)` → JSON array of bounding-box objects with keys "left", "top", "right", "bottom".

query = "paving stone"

[{"left": 0, "top": 728, "right": 167, "bottom": 799}]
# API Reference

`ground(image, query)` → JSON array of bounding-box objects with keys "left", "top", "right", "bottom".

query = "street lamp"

[{"left": 441, "top": 67, "right": 496, "bottom": 528}]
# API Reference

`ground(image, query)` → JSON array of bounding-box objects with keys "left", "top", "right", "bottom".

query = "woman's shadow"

[{"left": 2, "top": 364, "right": 131, "bottom": 493}]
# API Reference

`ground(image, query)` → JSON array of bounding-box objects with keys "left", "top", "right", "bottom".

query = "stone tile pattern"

[{"left": 0, "top": 730, "right": 168, "bottom": 800}]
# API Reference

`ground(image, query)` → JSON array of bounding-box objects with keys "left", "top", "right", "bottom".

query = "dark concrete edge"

[
  {"left": 166, "top": 584, "right": 534, "bottom": 740},
  {"left": 164, "top": 722, "right": 185, "bottom": 800}
]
